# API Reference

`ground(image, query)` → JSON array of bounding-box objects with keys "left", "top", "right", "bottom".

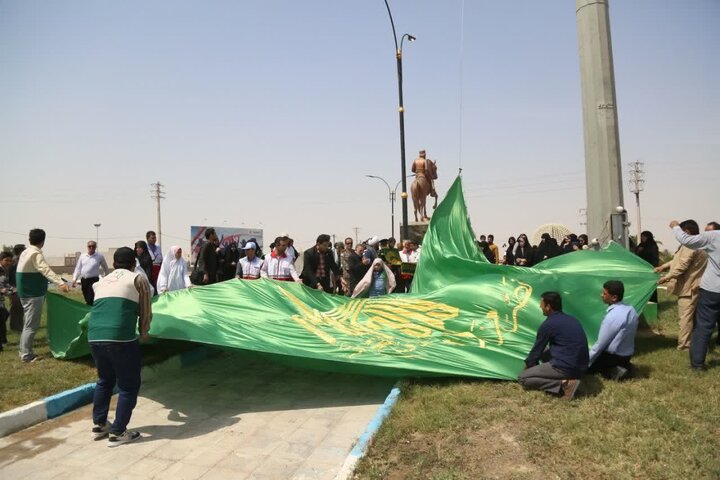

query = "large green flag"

[{"left": 48, "top": 176, "right": 658, "bottom": 379}]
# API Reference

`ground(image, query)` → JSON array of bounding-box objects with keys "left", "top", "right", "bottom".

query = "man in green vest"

[
  {"left": 89, "top": 247, "right": 152, "bottom": 447},
  {"left": 15, "top": 229, "right": 69, "bottom": 362}
]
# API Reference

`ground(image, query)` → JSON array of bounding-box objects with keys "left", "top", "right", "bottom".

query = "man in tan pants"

[{"left": 655, "top": 219, "right": 707, "bottom": 350}]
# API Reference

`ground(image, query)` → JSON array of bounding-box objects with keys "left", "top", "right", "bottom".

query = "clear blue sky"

[{"left": 1, "top": 1, "right": 718, "bottom": 256}]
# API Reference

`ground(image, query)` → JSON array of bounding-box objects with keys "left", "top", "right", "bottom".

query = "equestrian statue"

[{"left": 410, "top": 150, "right": 438, "bottom": 222}]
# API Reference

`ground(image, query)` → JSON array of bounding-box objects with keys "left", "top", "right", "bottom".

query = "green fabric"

[
  {"left": 47, "top": 176, "right": 658, "bottom": 379},
  {"left": 16, "top": 271, "right": 48, "bottom": 298},
  {"left": 88, "top": 297, "right": 139, "bottom": 342}
]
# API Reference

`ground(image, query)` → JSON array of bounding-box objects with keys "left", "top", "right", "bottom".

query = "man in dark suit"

[{"left": 301, "top": 234, "right": 343, "bottom": 294}]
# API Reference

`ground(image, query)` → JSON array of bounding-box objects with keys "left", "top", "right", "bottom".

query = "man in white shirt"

[
  {"left": 72, "top": 241, "right": 110, "bottom": 305},
  {"left": 260, "top": 236, "right": 300, "bottom": 282},
  {"left": 236, "top": 242, "right": 263, "bottom": 280}
]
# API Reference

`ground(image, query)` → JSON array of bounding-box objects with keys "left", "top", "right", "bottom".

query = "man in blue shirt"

[
  {"left": 519, "top": 292, "right": 589, "bottom": 400},
  {"left": 588, "top": 280, "right": 639, "bottom": 380}
]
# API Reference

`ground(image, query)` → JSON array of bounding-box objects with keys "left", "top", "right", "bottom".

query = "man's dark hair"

[
  {"left": 679, "top": 219, "right": 700, "bottom": 236},
  {"left": 345, "top": 237, "right": 353, "bottom": 244},
  {"left": 28, "top": 229, "right": 46, "bottom": 246},
  {"left": 0, "top": 251, "right": 13, "bottom": 261},
  {"left": 707, "top": 222, "right": 720, "bottom": 231},
  {"left": 113, "top": 247, "right": 136, "bottom": 270},
  {"left": 13, "top": 244, "right": 25, "bottom": 256},
  {"left": 603, "top": 280, "right": 624, "bottom": 301},
  {"left": 388, "top": 237, "right": 396, "bottom": 243},
  {"left": 146, "top": 230, "right": 156, "bottom": 240},
  {"left": 488, "top": 234, "right": 494, "bottom": 241},
  {"left": 540, "top": 291, "right": 563, "bottom": 312},
  {"left": 274, "top": 236, "right": 289, "bottom": 245},
  {"left": 205, "top": 228, "right": 216, "bottom": 240},
  {"left": 316, "top": 234, "right": 331, "bottom": 244}
]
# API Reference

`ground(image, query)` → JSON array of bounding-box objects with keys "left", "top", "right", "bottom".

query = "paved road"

[{"left": 0, "top": 351, "right": 394, "bottom": 479}]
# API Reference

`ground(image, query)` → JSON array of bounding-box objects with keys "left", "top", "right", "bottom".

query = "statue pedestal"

[{"left": 401, "top": 222, "right": 429, "bottom": 244}]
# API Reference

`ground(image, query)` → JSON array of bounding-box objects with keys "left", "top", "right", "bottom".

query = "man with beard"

[{"left": 301, "top": 234, "right": 343, "bottom": 293}]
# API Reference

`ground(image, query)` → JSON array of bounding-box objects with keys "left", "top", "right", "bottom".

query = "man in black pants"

[
  {"left": 72, "top": 241, "right": 110, "bottom": 305},
  {"left": 518, "top": 292, "right": 589, "bottom": 400},
  {"left": 301, "top": 234, "right": 343, "bottom": 293}
]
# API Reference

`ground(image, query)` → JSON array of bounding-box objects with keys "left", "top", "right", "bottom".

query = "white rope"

[{"left": 457, "top": 0, "right": 466, "bottom": 173}]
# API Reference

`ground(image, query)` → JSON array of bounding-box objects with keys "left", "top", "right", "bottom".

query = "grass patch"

[
  {"left": 355, "top": 290, "right": 720, "bottom": 479},
  {"left": 1, "top": 290, "right": 196, "bottom": 412}
]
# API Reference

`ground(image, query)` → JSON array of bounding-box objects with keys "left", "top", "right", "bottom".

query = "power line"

[{"left": 628, "top": 161, "right": 645, "bottom": 239}]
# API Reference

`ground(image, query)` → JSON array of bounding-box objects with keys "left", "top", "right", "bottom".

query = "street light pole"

[
  {"left": 366, "top": 175, "right": 411, "bottom": 240},
  {"left": 366, "top": 175, "right": 394, "bottom": 238},
  {"left": 383, "top": 0, "right": 415, "bottom": 242},
  {"left": 93, "top": 223, "right": 101, "bottom": 245}
]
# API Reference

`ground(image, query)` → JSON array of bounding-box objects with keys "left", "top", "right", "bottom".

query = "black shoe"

[
  {"left": 92, "top": 423, "right": 111, "bottom": 440},
  {"left": 691, "top": 365, "right": 706, "bottom": 372}
]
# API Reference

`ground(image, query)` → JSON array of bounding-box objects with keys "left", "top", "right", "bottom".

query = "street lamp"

[
  {"left": 383, "top": 0, "right": 415, "bottom": 241},
  {"left": 366, "top": 175, "right": 411, "bottom": 239},
  {"left": 93, "top": 223, "right": 101, "bottom": 245}
]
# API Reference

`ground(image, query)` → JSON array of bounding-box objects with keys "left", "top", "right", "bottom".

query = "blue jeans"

[
  {"left": 90, "top": 340, "right": 142, "bottom": 434},
  {"left": 690, "top": 289, "right": 720, "bottom": 369}
]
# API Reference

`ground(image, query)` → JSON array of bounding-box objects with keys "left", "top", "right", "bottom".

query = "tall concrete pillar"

[{"left": 576, "top": 0, "right": 625, "bottom": 243}]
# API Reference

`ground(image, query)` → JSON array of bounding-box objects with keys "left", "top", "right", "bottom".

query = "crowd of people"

[
  {"left": 475, "top": 232, "right": 591, "bottom": 266},
  {"left": 189, "top": 228, "right": 422, "bottom": 298},
  {"left": 0, "top": 217, "right": 719, "bottom": 444}
]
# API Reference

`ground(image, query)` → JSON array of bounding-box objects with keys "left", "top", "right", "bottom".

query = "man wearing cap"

[
  {"left": 88, "top": 247, "right": 152, "bottom": 446},
  {"left": 236, "top": 242, "right": 263, "bottom": 280},
  {"left": 301, "top": 234, "right": 343, "bottom": 293},
  {"left": 16, "top": 229, "right": 70, "bottom": 363}
]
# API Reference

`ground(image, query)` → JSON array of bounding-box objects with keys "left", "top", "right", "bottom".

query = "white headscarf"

[
  {"left": 351, "top": 258, "right": 396, "bottom": 298},
  {"left": 157, "top": 246, "right": 191, "bottom": 293}
]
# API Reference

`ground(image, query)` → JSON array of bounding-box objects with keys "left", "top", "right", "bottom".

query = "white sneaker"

[{"left": 108, "top": 430, "right": 141, "bottom": 447}]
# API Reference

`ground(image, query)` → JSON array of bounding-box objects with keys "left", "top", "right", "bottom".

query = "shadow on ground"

[{"left": 131, "top": 349, "right": 394, "bottom": 443}]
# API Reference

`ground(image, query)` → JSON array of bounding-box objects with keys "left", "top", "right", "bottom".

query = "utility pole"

[
  {"left": 353, "top": 227, "right": 360, "bottom": 245},
  {"left": 150, "top": 181, "right": 166, "bottom": 252},
  {"left": 576, "top": 0, "right": 625, "bottom": 245},
  {"left": 628, "top": 160, "right": 645, "bottom": 240}
]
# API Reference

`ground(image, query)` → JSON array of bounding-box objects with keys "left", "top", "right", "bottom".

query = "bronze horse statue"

[{"left": 411, "top": 159, "right": 438, "bottom": 222}]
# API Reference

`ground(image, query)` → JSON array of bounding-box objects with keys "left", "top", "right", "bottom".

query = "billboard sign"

[{"left": 190, "top": 226, "right": 264, "bottom": 263}]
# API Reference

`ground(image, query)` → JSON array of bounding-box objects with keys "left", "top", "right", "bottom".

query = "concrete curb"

[
  {"left": 335, "top": 384, "right": 402, "bottom": 480},
  {"left": 0, "top": 345, "right": 218, "bottom": 438}
]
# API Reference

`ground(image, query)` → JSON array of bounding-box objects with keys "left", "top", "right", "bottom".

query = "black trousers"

[
  {"left": 81, "top": 277, "right": 100, "bottom": 305},
  {"left": 0, "top": 306, "right": 8, "bottom": 344},
  {"left": 588, "top": 351, "right": 632, "bottom": 378}
]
